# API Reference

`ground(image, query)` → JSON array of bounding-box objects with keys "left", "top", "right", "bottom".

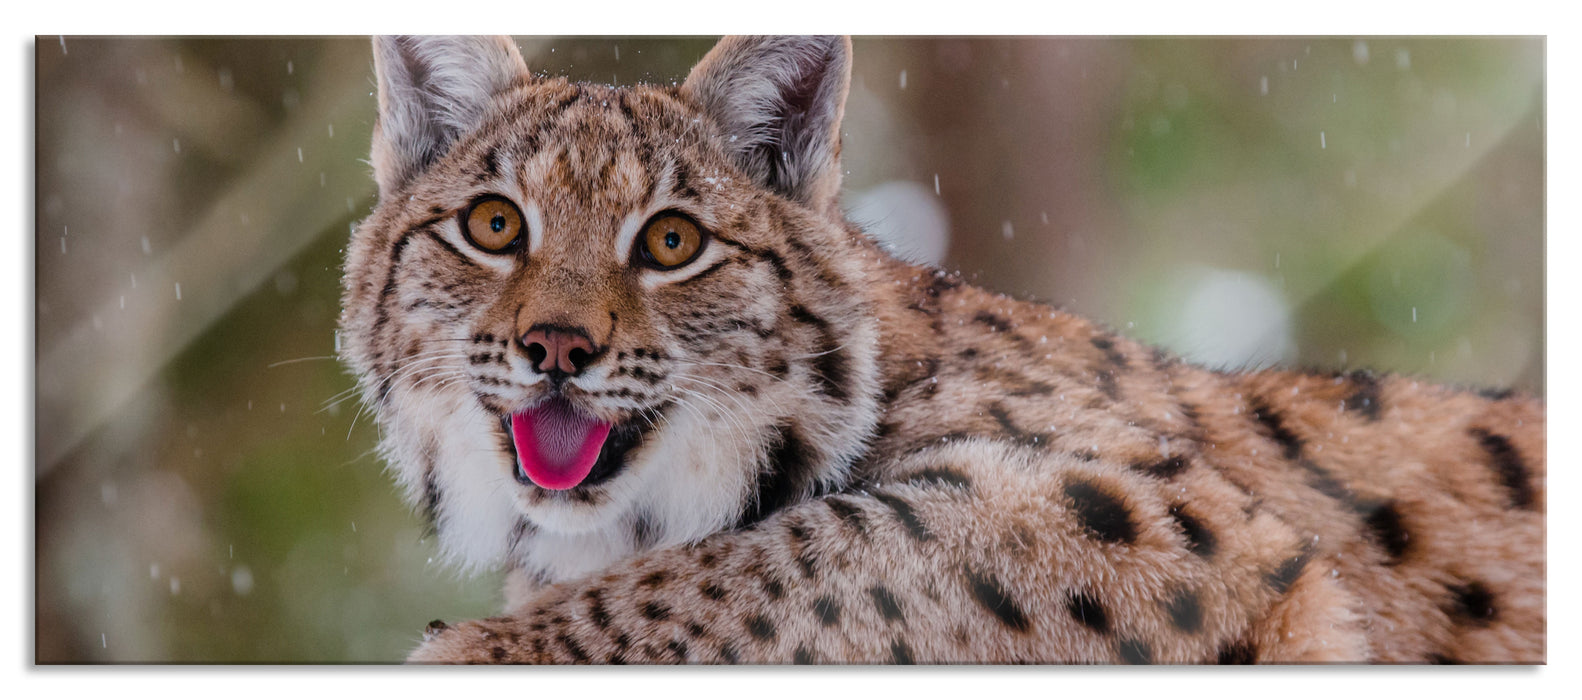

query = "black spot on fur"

[
  {"left": 584, "top": 590, "right": 612, "bottom": 630},
  {"left": 642, "top": 601, "right": 671, "bottom": 621},
  {"left": 1265, "top": 550, "right": 1310, "bottom": 595},
  {"left": 1004, "top": 523, "right": 1038, "bottom": 553},
  {"left": 665, "top": 639, "right": 688, "bottom": 662},
  {"left": 370, "top": 230, "right": 419, "bottom": 388},
  {"left": 875, "top": 492, "right": 933, "bottom": 541},
  {"left": 787, "top": 304, "right": 829, "bottom": 330},
  {"left": 719, "top": 642, "right": 740, "bottom": 664},
  {"left": 752, "top": 246, "right": 796, "bottom": 282},
  {"left": 787, "top": 521, "right": 813, "bottom": 544},
  {"left": 639, "top": 571, "right": 670, "bottom": 588},
  {"left": 793, "top": 552, "right": 817, "bottom": 580},
  {"left": 1151, "top": 345, "right": 1176, "bottom": 368},
  {"left": 824, "top": 496, "right": 868, "bottom": 534},
  {"left": 881, "top": 356, "right": 941, "bottom": 404},
  {"left": 1296, "top": 459, "right": 1361, "bottom": 509},
  {"left": 767, "top": 357, "right": 790, "bottom": 378},
  {"left": 1470, "top": 428, "right": 1536, "bottom": 510},
  {"left": 1066, "top": 591, "right": 1109, "bottom": 633},
  {"left": 813, "top": 596, "right": 841, "bottom": 626},
  {"left": 505, "top": 518, "right": 532, "bottom": 557},
  {"left": 793, "top": 645, "right": 814, "bottom": 664},
  {"left": 986, "top": 402, "right": 1051, "bottom": 448},
  {"left": 630, "top": 511, "right": 658, "bottom": 549},
  {"left": 548, "top": 83, "right": 583, "bottom": 114},
  {"left": 760, "top": 575, "right": 785, "bottom": 601},
  {"left": 1217, "top": 640, "right": 1258, "bottom": 664},
  {"left": 1343, "top": 369, "right": 1382, "bottom": 420},
  {"left": 1168, "top": 504, "right": 1216, "bottom": 559},
  {"left": 965, "top": 568, "right": 1030, "bottom": 633},
  {"left": 1136, "top": 455, "right": 1189, "bottom": 479},
  {"left": 701, "top": 583, "right": 728, "bottom": 601},
  {"left": 788, "top": 305, "right": 851, "bottom": 403},
  {"left": 745, "top": 614, "right": 777, "bottom": 641},
  {"left": 972, "top": 311, "right": 1014, "bottom": 333},
  {"left": 1362, "top": 500, "right": 1411, "bottom": 563},
  {"left": 1090, "top": 335, "right": 1127, "bottom": 368},
  {"left": 1477, "top": 387, "right": 1516, "bottom": 401},
  {"left": 481, "top": 147, "right": 499, "bottom": 178},
  {"left": 490, "top": 646, "right": 506, "bottom": 661},
  {"left": 1249, "top": 398, "right": 1304, "bottom": 460},
  {"left": 811, "top": 344, "right": 852, "bottom": 402},
  {"left": 670, "top": 162, "right": 700, "bottom": 200},
  {"left": 952, "top": 626, "right": 970, "bottom": 647},
  {"left": 616, "top": 92, "right": 638, "bottom": 125},
  {"left": 924, "top": 271, "right": 961, "bottom": 299},
  {"left": 421, "top": 469, "right": 441, "bottom": 537},
  {"left": 976, "top": 365, "right": 1056, "bottom": 398},
  {"left": 1118, "top": 638, "right": 1153, "bottom": 664},
  {"left": 786, "top": 522, "right": 818, "bottom": 578},
  {"left": 1093, "top": 370, "right": 1122, "bottom": 401},
  {"left": 890, "top": 639, "right": 915, "bottom": 665},
  {"left": 1428, "top": 653, "right": 1463, "bottom": 664},
  {"left": 738, "top": 423, "right": 817, "bottom": 529},
  {"left": 1166, "top": 590, "right": 1203, "bottom": 634},
  {"left": 870, "top": 585, "right": 905, "bottom": 622},
  {"left": 1063, "top": 479, "right": 1137, "bottom": 545},
  {"left": 1446, "top": 581, "right": 1498, "bottom": 626},
  {"left": 558, "top": 633, "right": 589, "bottom": 663}
]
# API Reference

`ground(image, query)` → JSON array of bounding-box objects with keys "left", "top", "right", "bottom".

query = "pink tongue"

[{"left": 510, "top": 398, "right": 614, "bottom": 490}]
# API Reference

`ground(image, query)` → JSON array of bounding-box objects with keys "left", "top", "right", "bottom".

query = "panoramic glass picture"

[{"left": 35, "top": 36, "right": 1543, "bottom": 664}]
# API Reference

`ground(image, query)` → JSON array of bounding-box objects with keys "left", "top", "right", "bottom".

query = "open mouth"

[{"left": 502, "top": 397, "right": 655, "bottom": 491}]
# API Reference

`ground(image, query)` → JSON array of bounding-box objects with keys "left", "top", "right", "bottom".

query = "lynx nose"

[{"left": 520, "top": 325, "right": 598, "bottom": 377}]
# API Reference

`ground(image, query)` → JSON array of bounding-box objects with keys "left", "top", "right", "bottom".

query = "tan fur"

[{"left": 341, "top": 36, "right": 1544, "bottom": 664}]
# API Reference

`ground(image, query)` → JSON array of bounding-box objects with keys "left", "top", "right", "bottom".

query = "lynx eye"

[
  {"left": 462, "top": 196, "right": 524, "bottom": 253},
  {"left": 636, "top": 212, "right": 707, "bottom": 270}
]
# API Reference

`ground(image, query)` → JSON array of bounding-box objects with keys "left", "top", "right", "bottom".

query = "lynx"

[{"left": 337, "top": 35, "right": 1545, "bottom": 663}]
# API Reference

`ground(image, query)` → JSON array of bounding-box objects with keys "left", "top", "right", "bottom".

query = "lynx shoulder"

[{"left": 338, "top": 35, "right": 1544, "bottom": 663}]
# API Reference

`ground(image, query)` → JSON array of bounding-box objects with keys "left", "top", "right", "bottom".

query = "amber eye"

[
  {"left": 462, "top": 196, "right": 524, "bottom": 253},
  {"left": 636, "top": 212, "right": 706, "bottom": 269}
]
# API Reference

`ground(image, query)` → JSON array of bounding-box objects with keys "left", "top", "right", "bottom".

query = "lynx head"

[{"left": 339, "top": 36, "right": 884, "bottom": 575}]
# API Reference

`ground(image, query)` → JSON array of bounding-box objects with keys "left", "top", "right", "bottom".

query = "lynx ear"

[
  {"left": 682, "top": 36, "right": 852, "bottom": 215},
  {"left": 371, "top": 35, "right": 530, "bottom": 198}
]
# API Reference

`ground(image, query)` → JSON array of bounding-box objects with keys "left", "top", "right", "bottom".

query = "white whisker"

[{"left": 267, "top": 354, "right": 341, "bottom": 368}]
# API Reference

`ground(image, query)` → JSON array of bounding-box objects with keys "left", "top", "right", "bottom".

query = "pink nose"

[{"left": 520, "top": 326, "right": 597, "bottom": 376}]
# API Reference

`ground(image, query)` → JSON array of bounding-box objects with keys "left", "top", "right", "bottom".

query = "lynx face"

[{"left": 340, "top": 37, "right": 882, "bottom": 576}]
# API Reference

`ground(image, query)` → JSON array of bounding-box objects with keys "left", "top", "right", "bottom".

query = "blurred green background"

[{"left": 34, "top": 37, "right": 1543, "bottom": 663}]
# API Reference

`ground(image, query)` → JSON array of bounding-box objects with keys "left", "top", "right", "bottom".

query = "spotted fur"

[{"left": 339, "top": 36, "right": 1545, "bottom": 664}]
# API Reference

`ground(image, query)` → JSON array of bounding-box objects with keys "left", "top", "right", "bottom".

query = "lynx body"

[{"left": 338, "top": 36, "right": 1544, "bottom": 663}]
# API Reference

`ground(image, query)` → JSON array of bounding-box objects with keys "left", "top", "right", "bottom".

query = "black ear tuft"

[
  {"left": 681, "top": 36, "right": 852, "bottom": 215},
  {"left": 371, "top": 35, "right": 529, "bottom": 198}
]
